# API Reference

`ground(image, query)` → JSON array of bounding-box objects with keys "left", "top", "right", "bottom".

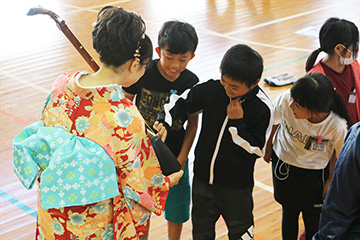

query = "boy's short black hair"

[
  {"left": 158, "top": 20, "right": 198, "bottom": 54},
  {"left": 220, "top": 44, "right": 263, "bottom": 88}
]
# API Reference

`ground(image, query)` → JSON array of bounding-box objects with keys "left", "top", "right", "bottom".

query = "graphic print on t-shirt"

[
  {"left": 283, "top": 119, "right": 309, "bottom": 144},
  {"left": 138, "top": 87, "right": 170, "bottom": 126}
]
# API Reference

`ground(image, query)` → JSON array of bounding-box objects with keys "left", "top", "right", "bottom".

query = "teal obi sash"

[{"left": 13, "top": 121, "right": 120, "bottom": 209}]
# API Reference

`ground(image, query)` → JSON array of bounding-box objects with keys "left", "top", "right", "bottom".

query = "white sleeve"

[
  {"left": 273, "top": 91, "right": 289, "bottom": 125},
  {"left": 164, "top": 89, "right": 191, "bottom": 127},
  {"left": 333, "top": 119, "right": 348, "bottom": 158}
]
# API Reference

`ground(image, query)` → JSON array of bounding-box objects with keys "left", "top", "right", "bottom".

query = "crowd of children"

[{"left": 12, "top": 6, "right": 359, "bottom": 240}]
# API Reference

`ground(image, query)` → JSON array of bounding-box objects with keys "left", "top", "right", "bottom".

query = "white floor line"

[
  {"left": 60, "top": 0, "right": 131, "bottom": 13},
  {"left": 0, "top": 70, "right": 49, "bottom": 94},
  {"left": 255, "top": 180, "right": 274, "bottom": 193},
  {"left": 195, "top": 26, "right": 311, "bottom": 52},
  {"left": 55, "top": 1, "right": 338, "bottom": 52},
  {"left": 224, "top": 1, "right": 351, "bottom": 36}
]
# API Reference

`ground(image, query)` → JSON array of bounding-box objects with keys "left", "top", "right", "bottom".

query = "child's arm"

[
  {"left": 176, "top": 114, "right": 198, "bottom": 169},
  {"left": 264, "top": 124, "right": 279, "bottom": 163},
  {"left": 123, "top": 92, "right": 135, "bottom": 102},
  {"left": 121, "top": 86, "right": 137, "bottom": 102},
  {"left": 323, "top": 151, "right": 337, "bottom": 197},
  {"left": 163, "top": 82, "right": 207, "bottom": 125}
]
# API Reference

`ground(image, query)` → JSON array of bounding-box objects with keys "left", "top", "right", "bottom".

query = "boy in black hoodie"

[{"left": 166, "top": 44, "right": 273, "bottom": 239}]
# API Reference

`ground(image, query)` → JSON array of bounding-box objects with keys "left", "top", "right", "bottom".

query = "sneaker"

[
  {"left": 263, "top": 73, "right": 289, "bottom": 84},
  {"left": 264, "top": 73, "right": 295, "bottom": 86}
]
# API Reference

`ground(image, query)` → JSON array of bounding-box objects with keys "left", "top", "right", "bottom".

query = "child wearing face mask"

[
  {"left": 306, "top": 17, "right": 360, "bottom": 123},
  {"left": 264, "top": 72, "right": 353, "bottom": 240}
]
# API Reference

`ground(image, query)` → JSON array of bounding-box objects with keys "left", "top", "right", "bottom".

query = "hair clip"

[
  {"left": 133, "top": 40, "right": 141, "bottom": 59},
  {"left": 134, "top": 34, "right": 146, "bottom": 59},
  {"left": 133, "top": 47, "right": 141, "bottom": 59}
]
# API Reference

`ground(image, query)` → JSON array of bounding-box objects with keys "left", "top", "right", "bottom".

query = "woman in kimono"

[{"left": 13, "top": 6, "right": 183, "bottom": 240}]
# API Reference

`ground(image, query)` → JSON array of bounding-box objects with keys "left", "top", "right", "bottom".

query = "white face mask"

[{"left": 338, "top": 44, "right": 357, "bottom": 65}]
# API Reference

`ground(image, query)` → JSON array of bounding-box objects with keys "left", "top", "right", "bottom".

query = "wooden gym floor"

[{"left": 1, "top": 0, "right": 359, "bottom": 239}]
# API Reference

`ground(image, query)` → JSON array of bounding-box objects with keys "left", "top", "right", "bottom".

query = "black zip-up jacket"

[{"left": 170, "top": 79, "right": 273, "bottom": 189}]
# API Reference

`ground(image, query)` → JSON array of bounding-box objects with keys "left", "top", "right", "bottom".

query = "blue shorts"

[{"left": 164, "top": 161, "right": 191, "bottom": 223}]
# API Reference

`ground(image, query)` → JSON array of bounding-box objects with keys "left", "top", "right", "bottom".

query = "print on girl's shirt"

[{"left": 283, "top": 119, "right": 309, "bottom": 144}]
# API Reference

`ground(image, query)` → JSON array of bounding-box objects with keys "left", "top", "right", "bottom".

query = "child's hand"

[
  {"left": 264, "top": 142, "right": 273, "bottom": 163},
  {"left": 263, "top": 124, "right": 278, "bottom": 163},
  {"left": 153, "top": 121, "right": 167, "bottom": 142},
  {"left": 227, "top": 98, "right": 244, "bottom": 119},
  {"left": 168, "top": 170, "right": 184, "bottom": 187},
  {"left": 263, "top": 154, "right": 272, "bottom": 163}
]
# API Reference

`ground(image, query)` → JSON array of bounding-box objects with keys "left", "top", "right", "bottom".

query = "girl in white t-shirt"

[{"left": 264, "top": 72, "right": 352, "bottom": 240}]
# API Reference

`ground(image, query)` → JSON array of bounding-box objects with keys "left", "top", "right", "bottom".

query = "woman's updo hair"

[
  {"left": 291, "top": 72, "right": 352, "bottom": 127},
  {"left": 92, "top": 6, "right": 153, "bottom": 67}
]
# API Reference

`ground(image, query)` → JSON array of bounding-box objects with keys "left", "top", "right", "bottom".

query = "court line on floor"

[
  {"left": 0, "top": 189, "right": 37, "bottom": 218},
  {"left": 56, "top": 1, "right": 312, "bottom": 52},
  {"left": 224, "top": 1, "right": 347, "bottom": 36},
  {"left": 62, "top": 0, "right": 131, "bottom": 13},
  {"left": 0, "top": 70, "right": 49, "bottom": 94},
  {"left": 264, "top": 55, "right": 308, "bottom": 72},
  {"left": 0, "top": 108, "right": 31, "bottom": 126},
  {"left": 255, "top": 180, "right": 273, "bottom": 193},
  {"left": 196, "top": 26, "right": 311, "bottom": 52}
]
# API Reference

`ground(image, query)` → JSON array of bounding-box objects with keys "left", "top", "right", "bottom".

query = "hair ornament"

[
  {"left": 133, "top": 47, "right": 141, "bottom": 59},
  {"left": 133, "top": 34, "right": 146, "bottom": 59}
]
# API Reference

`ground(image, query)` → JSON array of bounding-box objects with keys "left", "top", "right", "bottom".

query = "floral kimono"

[{"left": 13, "top": 72, "right": 170, "bottom": 239}]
